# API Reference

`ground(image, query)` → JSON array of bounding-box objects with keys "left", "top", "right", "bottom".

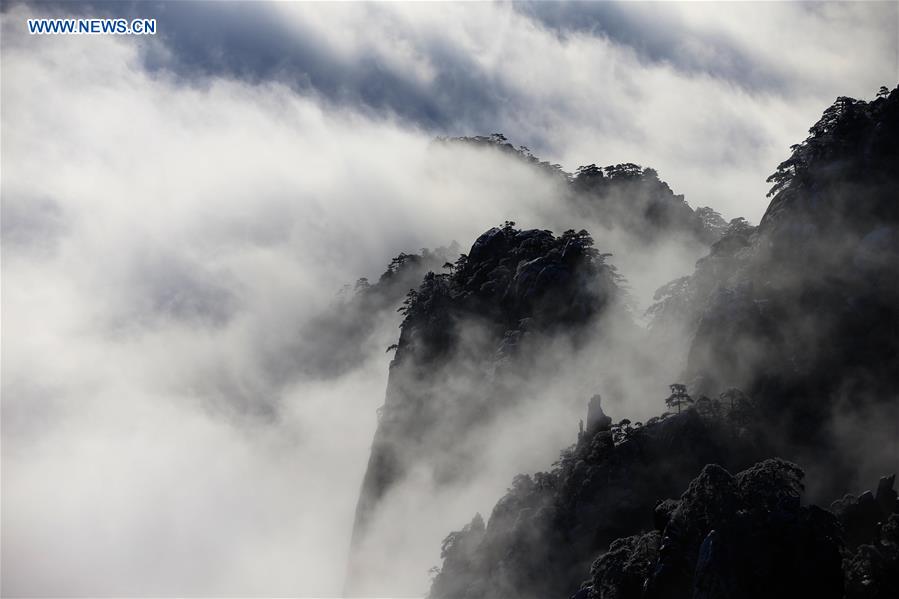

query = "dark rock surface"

[
  {"left": 346, "top": 223, "right": 625, "bottom": 593},
  {"left": 648, "top": 87, "right": 899, "bottom": 496},
  {"left": 430, "top": 405, "right": 772, "bottom": 599},
  {"left": 586, "top": 394, "right": 613, "bottom": 434},
  {"left": 582, "top": 459, "right": 897, "bottom": 599},
  {"left": 430, "top": 415, "right": 897, "bottom": 599},
  {"left": 427, "top": 86, "right": 899, "bottom": 599},
  {"left": 689, "top": 90, "right": 899, "bottom": 404}
]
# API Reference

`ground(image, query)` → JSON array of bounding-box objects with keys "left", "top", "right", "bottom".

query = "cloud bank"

[
  {"left": 1, "top": 1, "right": 896, "bottom": 596},
  {"left": 28, "top": 0, "right": 896, "bottom": 220}
]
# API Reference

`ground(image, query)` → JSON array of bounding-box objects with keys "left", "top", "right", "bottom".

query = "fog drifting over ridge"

[
  {"left": 0, "top": 23, "right": 560, "bottom": 598},
  {"left": 1, "top": 1, "right": 897, "bottom": 596},
  {"left": 6, "top": 1, "right": 897, "bottom": 222}
]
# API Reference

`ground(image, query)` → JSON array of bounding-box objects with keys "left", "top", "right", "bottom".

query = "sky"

[{"left": 1, "top": 1, "right": 897, "bottom": 596}]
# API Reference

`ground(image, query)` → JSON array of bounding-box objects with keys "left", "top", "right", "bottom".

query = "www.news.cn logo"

[{"left": 28, "top": 18, "right": 157, "bottom": 35}]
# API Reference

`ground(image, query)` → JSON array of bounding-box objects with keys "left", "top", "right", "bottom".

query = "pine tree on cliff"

[{"left": 665, "top": 383, "right": 693, "bottom": 414}]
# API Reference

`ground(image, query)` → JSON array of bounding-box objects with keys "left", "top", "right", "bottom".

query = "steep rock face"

[
  {"left": 647, "top": 87, "right": 899, "bottom": 494},
  {"left": 430, "top": 404, "right": 772, "bottom": 599},
  {"left": 685, "top": 88, "right": 899, "bottom": 402},
  {"left": 583, "top": 463, "right": 899, "bottom": 599},
  {"left": 429, "top": 86, "right": 899, "bottom": 599},
  {"left": 588, "top": 530, "right": 660, "bottom": 599},
  {"left": 582, "top": 459, "right": 899, "bottom": 599},
  {"left": 831, "top": 474, "right": 899, "bottom": 599},
  {"left": 347, "top": 224, "right": 624, "bottom": 593},
  {"left": 640, "top": 460, "right": 843, "bottom": 599},
  {"left": 431, "top": 406, "right": 898, "bottom": 599}
]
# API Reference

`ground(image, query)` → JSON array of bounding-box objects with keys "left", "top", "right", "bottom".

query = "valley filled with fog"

[{"left": 2, "top": 2, "right": 897, "bottom": 597}]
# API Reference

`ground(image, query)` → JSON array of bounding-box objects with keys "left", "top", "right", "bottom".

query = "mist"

[
  {"left": 2, "top": 1, "right": 896, "bottom": 597},
  {"left": 0, "top": 13, "right": 690, "bottom": 597}
]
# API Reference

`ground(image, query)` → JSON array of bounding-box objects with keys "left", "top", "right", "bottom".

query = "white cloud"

[
  {"left": 255, "top": 0, "right": 897, "bottom": 221},
  {"left": 0, "top": 10, "right": 583, "bottom": 595},
  {"left": 1, "top": 2, "right": 895, "bottom": 595}
]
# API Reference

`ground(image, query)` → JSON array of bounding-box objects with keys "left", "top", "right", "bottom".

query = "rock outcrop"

[
  {"left": 582, "top": 459, "right": 898, "bottom": 599},
  {"left": 438, "top": 134, "right": 727, "bottom": 246},
  {"left": 347, "top": 224, "right": 625, "bottom": 594},
  {"left": 430, "top": 403, "right": 771, "bottom": 599},
  {"left": 428, "top": 86, "right": 899, "bottom": 599},
  {"left": 648, "top": 86, "right": 899, "bottom": 496}
]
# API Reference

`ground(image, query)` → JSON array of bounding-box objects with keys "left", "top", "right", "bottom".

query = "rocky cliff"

[
  {"left": 346, "top": 224, "right": 626, "bottom": 593},
  {"left": 427, "top": 86, "right": 899, "bottom": 598}
]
